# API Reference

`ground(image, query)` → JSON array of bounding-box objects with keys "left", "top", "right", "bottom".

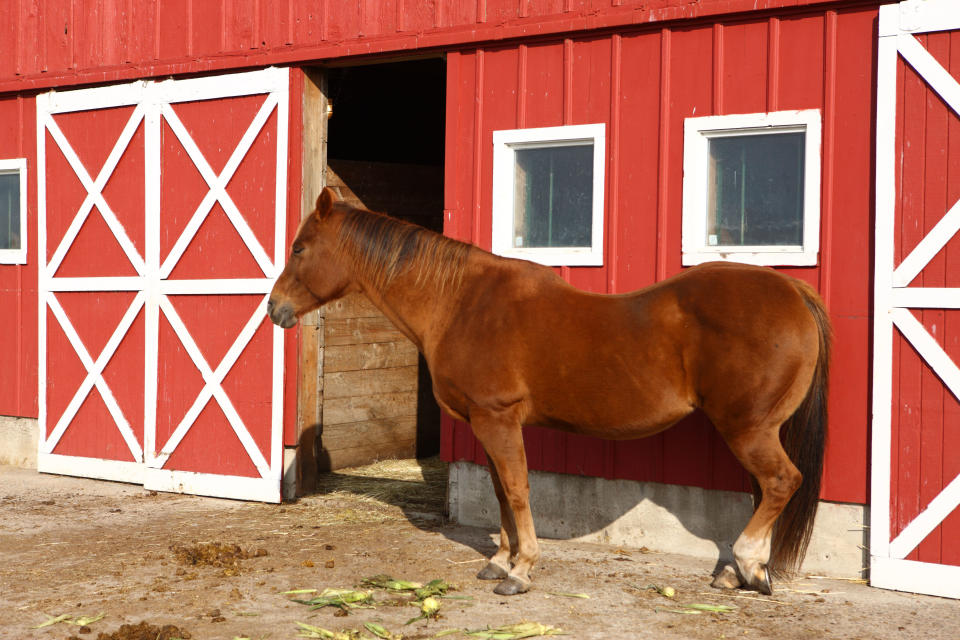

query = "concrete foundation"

[
  {"left": 0, "top": 416, "right": 38, "bottom": 469},
  {"left": 448, "top": 460, "right": 867, "bottom": 579}
]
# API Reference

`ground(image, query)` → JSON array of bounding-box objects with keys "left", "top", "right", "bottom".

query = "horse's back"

[{"left": 432, "top": 257, "right": 822, "bottom": 438}]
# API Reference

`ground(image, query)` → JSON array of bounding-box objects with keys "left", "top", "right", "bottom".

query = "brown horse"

[{"left": 269, "top": 188, "right": 830, "bottom": 597}]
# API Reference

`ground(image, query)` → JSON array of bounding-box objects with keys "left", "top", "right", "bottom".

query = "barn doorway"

[{"left": 301, "top": 58, "right": 445, "bottom": 479}]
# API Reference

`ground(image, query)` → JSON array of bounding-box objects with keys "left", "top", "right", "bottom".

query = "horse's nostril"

[{"left": 267, "top": 299, "right": 275, "bottom": 314}]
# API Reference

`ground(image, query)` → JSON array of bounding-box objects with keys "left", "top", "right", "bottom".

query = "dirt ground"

[{"left": 1, "top": 459, "right": 957, "bottom": 640}]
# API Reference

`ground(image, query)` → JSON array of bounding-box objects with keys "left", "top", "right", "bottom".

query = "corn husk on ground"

[{"left": 462, "top": 621, "right": 565, "bottom": 638}]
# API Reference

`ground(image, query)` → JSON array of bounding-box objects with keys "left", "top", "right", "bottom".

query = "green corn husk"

[
  {"left": 464, "top": 622, "right": 565, "bottom": 639},
  {"left": 405, "top": 596, "right": 442, "bottom": 625},
  {"left": 414, "top": 579, "right": 451, "bottom": 600},
  {"left": 32, "top": 614, "right": 73, "bottom": 629},
  {"left": 646, "top": 584, "right": 676, "bottom": 598},
  {"left": 361, "top": 574, "right": 423, "bottom": 592},
  {"left": 364, "top": 621, "right": 400, "bottom": 639},
  {"left": 72, "top": 613, "right": 106, "bottom": 626},
  {"left": 294, "top": 588, "right": 374, "bottom": 610},
  {"left": 295, "top": 622, "right": 360, "bottom": 640},
  {"left": 684, "top": 603, "right": 736, "bottom": 613}
]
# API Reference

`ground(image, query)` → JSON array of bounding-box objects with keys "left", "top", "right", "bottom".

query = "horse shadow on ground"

[{"left": 302, "top": 448, "right": 755, "bottom": 579}]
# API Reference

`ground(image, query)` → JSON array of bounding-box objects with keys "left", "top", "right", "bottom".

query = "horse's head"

[{"left": 268, "top": 187, "right": 357, "bottom": 328}]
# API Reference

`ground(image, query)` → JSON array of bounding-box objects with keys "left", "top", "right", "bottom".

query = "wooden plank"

[
  {"left": 325, "top": 341, "right": 418, "bottom": 373},
  {"left": 324, "top": 315, "right": 408, "bottom": 346},
  {"left": 323, "top": 391, "right": 417, "bottom": 425},
  {"left": 297, "top": 322, "right": 322, "bottom": 493},
  {"left": 324, "top": 366, "right": 418, "bottom": 400},
  {"left": 320, "top": 416, "right": 417, "bottom": 451},
  {"left": 322, "top": 292, "right": 383, "bottom": 319},
  {"left": 320, "top": 437, "right": 417, "bottom": 471},
  {"left": 296, "top": 67, "right": 327, "bottom": 493}
]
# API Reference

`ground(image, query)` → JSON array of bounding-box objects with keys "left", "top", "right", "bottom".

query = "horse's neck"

[{"left": 355, "top": 272, "right": 447, "bottom": 354}]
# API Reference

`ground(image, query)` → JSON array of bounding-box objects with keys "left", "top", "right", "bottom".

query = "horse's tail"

[{"left": 765, "top": 279, "right": 831, "bottom": 576}]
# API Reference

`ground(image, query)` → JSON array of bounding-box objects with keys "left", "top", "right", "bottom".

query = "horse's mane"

[{"left": 334, "top": 204, "right": 471, "bottom": 294}]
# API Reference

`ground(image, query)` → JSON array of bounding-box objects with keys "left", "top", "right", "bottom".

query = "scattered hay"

[
  {"left": 169, "top": 542, "right": 268, "bottom": 576},
  {"left": 307, "top": 457, "right": 447, "bottom": 524},
  {"left": 66, "top": 620, "right": 190, "bottom": 640}
]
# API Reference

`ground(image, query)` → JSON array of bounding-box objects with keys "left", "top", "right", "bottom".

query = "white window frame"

[
  {"left": 0, "top": 158, "right": 28, "bottom": 265},
  {"left": 681, "top": 110, "right": 821, "bottom": 267},
  {"left": 492, "top": 123, "right": 605, "bottom": 267}
]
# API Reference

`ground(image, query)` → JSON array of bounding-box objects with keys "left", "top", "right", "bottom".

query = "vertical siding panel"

[
  {"left": 225, "top": 0, "right": 256, "bottom": 51},
  {"left": 101, "top": 0, "right": 130, "bottom": 67},
  {"left": 44, "top": 0, "right": 73, "bottom": 73},
  {"left": 817, "top": 8, "right": 874, "bottom": 505},
  {"left": 75, "top": 0, "right": 103, "bottom": 71},
  {"left": 523, "top": 42, "right": 564, "bottom": 128},
  {"left": 192, "top": 1, "right": 223, "bottom": 58},
  {"left": 777, "top": 14, "right": 825, "bottom": 110},
  {"left": 616, "top": 31, "right": 660, "bottom": 294},
  {"left": 128, "top": 0, "right": 157, "bottom": 65},
  {"left": 157, "top": 0, "right": 190, "bottom": 60},
  {"left": 0, "top": 2, "right": 18, "bottom": 78},
  {"left": 16, "top": 1, "right": 43, "bottom": 76},
  {"left": 0, "top": 97, "right": 22, "bottom": 416},
  {"left": 259, "top": 0, "right": 292, "bottom": 49},
  {"left": 23, "top": 93, "right": 38, "bottom": 418},
  {"left": 325, "top": 1, "right": 361, "bottom": 42},
  {"left": 719, "top": 20, "right": 768, "bottom": 115},
  {"left": 290, "top": 0, "right": 325, "bottom": 44}
]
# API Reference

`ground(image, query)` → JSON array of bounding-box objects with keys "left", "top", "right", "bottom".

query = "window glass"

[
  {"left": 512, "top": 144, "right": 593, "bottom": 249},
  {"left": 707, "top": 132, "right": 804, "bottom": 247},
  {"left": 0, "top": 171, "right": 21, "bottom": 251}
]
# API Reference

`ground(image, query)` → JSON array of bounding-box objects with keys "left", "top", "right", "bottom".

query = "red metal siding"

[
  {"left": 0, "top": 1, "right": 882, "bottom": 93},
  {"left": 440, "top": 6, "right": 878, "bottom": 505},
  {"left": 0, "top": 95, "right": 39, "bottom": 420}
]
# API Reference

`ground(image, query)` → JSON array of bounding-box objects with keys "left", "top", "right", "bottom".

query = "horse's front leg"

[
  {"left": 470, "top": 410, "right": 539, "bottom": 595},
  {"left": 476, "top": 452, "right": 517, "bottom": 582}
]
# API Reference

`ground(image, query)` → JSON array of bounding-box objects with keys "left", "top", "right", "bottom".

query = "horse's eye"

[{"left": 292, "top": 244, "right": 304, "bottom": 256}]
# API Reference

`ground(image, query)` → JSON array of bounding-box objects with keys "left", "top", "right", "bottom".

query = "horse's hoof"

[
  {"left": 755, "top": 564, "right": 773, "bottom": 596},
  {"left": 477, "top": 562, "right": 509, "bottom": 581},
  {"left": 711, "top": 564, "right": 742, "bottom": 590},
  {"left": 493, "top": 575, "right": 530, "bottom": 595}
]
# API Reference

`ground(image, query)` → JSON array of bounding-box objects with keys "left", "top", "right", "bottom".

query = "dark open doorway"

[{"left": 325, "top": 57, "right": 445, "bottom": 460}]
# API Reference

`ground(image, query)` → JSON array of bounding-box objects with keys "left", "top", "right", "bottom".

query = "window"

[
  {"left": 682, "top": 110, "right": 821, "bottom": 266},
  {"left": 0, "top": 158, "right": 27, "bottom": 265},
  {"left": 492, "top": 124, "right": 605, "bottom": 266}
]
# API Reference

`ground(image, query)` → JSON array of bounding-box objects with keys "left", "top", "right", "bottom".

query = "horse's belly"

[{"left": 529, "top": 392, "right": 694, "bottom": 441}]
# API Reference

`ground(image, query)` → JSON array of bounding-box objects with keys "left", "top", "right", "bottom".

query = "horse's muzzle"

[{"left": 267, "top": 298, "right": 298, "bottom": 329}]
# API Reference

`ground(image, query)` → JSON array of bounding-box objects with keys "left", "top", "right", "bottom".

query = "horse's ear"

[{"left": 315, "top": 187, "right": 339, "bottom": 218}]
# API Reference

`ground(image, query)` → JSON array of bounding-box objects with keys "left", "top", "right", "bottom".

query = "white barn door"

[{"left": 872, "top": 0, "right": 960, "bottom": 599}]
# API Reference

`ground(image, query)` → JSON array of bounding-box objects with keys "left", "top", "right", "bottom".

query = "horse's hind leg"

[
  {"left": 476, "top": 453, "right": 516, "bottom": 581},
  {"left": 715, "top": 426, "right": 801, "bottom": 595}
]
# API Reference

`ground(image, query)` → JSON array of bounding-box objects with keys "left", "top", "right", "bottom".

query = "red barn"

[{"left": 0, "top": 0, "right": 956, "bottom": 599}]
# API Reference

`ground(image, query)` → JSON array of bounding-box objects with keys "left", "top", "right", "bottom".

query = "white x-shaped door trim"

[
  {"left": 872, "top": 0, "right": 960, "bottom": 600},
  {"left": 37, "top": 68, "right": 289, "bottom": 503}
]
